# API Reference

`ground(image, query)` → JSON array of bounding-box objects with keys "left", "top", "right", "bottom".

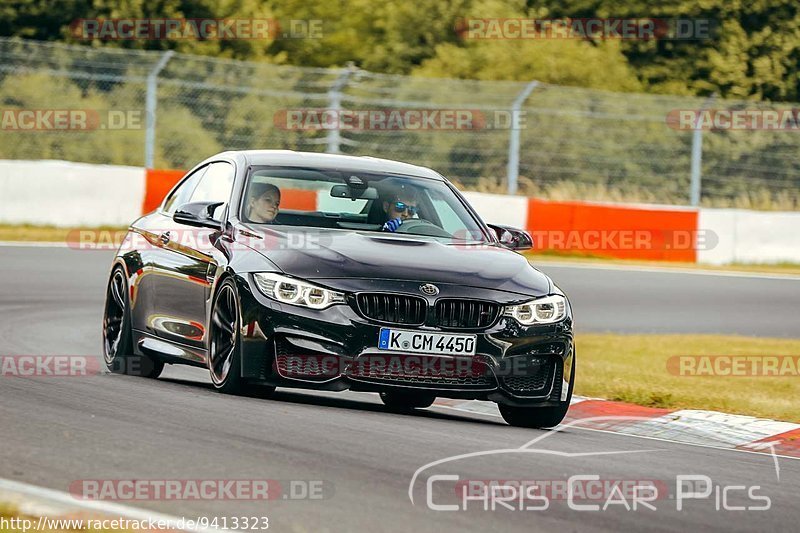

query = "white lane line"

[
  {"left": 530, "top": 259, "right": 800, "bottom": 281},
  {"left": 0, "top": 478, "right": 221, "bottom": 532}
]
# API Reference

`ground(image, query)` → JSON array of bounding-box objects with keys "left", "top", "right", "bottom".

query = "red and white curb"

[{"left": 434, "top": 397, "right": 800, "bottom": 459}]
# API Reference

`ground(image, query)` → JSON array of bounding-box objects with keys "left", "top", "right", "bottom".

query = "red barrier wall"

[
  {"left": 142, "top": 169, "right": 185, "bottom": 214},
  {"left": 278, "top": 189, "right": 317, "bottom": 211},
  {"left": 526, "top": 198, "right": 699, "bottom": 262}
]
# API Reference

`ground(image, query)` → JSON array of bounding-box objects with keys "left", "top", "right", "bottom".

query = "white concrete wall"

[
  {"left": 0, "top": 160, "right": 146, "bottom": 227},
  {"left": 698, "top": 208, "right": 800, "bottom": 264}
]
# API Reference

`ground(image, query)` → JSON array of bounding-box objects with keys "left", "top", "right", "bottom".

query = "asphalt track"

[{"left": 2, "top": 245, "right": 799, "bottom": 532}]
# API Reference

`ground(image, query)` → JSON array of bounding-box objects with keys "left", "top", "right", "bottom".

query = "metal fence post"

[
  {"left": 144, "top": 50, "right": 175, "bottom": 169},
  {"left": 325, "top": 63, "right": 356, "bottom": 154},
  {"left": 506, "top": 81, "right": 539, "bottom": 195},
  {"left": 690, "top": 93, "right": 716, "bottom": 206}
]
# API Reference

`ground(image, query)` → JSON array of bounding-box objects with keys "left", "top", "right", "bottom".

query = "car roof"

[{"left": 218, "top": 150, "right": 446, "bottom": 181}]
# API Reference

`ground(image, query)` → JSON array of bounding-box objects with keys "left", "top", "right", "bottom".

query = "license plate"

[{"left": 378, "top": 328, "right": 477, "bottom": 356}]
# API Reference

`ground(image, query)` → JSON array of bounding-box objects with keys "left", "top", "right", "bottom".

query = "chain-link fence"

[{"left": 1, "top": 38, "right": 798, "bottom": 208}]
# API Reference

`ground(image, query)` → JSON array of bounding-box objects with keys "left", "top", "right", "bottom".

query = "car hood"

[{"left": 241, "top": 227, "right": 551, "bottom": 297}]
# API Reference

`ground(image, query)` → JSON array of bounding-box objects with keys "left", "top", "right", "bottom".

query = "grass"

[
  {"left": 0, "top": 225, "right": 127, "bottom": 244},
  {"left": 576, "top": 333, "right": 800, "bottom": 422}
]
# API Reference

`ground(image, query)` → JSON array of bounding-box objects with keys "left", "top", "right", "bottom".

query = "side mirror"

[
  {"left": 173, "top": 201, "right": 224, "bottom": 230},
  {"left": 488, "top": 224, "right": 533, "bottom": 251}
]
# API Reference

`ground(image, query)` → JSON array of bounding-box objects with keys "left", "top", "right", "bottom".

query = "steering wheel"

[{"left": 394, "top": 218, "right": 452, "bottom": 238}]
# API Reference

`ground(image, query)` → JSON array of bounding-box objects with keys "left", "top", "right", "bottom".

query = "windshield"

[{"left": 241, "top": 166, "right": 489, "bottom": 243}]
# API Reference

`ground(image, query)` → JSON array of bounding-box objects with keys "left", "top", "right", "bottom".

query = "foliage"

[
  {"left": 0, "top": 73, "right": 221, "bottom": 168},
  {"left": 1, "top": 0, "right": 799, "bottom": 100}
]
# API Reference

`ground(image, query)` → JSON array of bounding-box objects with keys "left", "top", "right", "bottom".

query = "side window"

[
  {"left": 163, "top": 166, "right": 208, "bottom": 214},
  {"left": 188, "top": 162, "right": 235, "bottom": 220}
]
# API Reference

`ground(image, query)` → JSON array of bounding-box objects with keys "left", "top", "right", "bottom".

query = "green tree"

[
  {"left": 415, "top": 39, "right": 641, "bottom": 90},
  {"left": 528, "top": 0, "right": 800, "bottom": 101},
  {"left": 267, "top": 0, "right": 469, "bottom": 71}
]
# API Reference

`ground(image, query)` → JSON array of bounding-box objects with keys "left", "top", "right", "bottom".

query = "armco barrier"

[{"left": 2, "top": 160, "right": 800, "bottom": 266}]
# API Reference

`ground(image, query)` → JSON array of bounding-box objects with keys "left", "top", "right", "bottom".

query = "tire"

[
  {"left": 102, "top": 266, "right": 164, "bottom": 378},
  {"left": 209, "top": 277, "right": 269, "bottom": 396},
  {"left": 498, "top": 352, "right": 576, "bottom": 429},
  {"left": 380, "top": 391, "right": 436, "bottom": 413},
  {"left": 207, "top": 279, "right": 276, "bottom": 398},
  {"left": 208, "top": 278, "right": 245, "bottom": 393},
  {"left": 498, "top": 402, "right": 570, "bottom": 429}
]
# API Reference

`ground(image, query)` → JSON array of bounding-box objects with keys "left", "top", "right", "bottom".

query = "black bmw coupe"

[{"left": 103, "top": 151, "right": 575, "bottom": 428}]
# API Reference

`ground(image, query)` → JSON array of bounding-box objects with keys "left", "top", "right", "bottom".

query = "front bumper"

[{"left": 236, "top": 274, "right": 574, "bottom": 407}]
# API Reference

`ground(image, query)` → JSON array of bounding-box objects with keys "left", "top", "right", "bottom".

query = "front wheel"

[
  {"left": 380, "top": 391, "right": 436, "bottom": 413},
  {"left": 498, "top": 402, "right": 570, "bottom": 429},
  {"left": 208, "top": 278, "right": 246, "bottom": 394}
]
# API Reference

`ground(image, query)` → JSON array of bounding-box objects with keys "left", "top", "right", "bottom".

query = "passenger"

[
  {"left": 381, "top": 186, "right": 420, "bottom": 233},
  {"left": 246, "top": 183, "right": 281, "bottom": 223}
]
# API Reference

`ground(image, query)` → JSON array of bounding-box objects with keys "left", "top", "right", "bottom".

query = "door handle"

[{"left": 159, "top": 231, "right": 171, "bottom": 245}]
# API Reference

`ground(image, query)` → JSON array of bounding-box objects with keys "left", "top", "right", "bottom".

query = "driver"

[
  {"left": 381, "top": 185, "right": 420, "bottom": 233},
  {"left": 246, "top": 182, "right": 281, "bottom": 223}
]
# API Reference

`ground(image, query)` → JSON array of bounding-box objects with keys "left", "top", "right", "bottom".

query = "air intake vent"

[
  {"left": 355, "top": 293, "right": 427, "bottom": 326},
  {"left": 436, "top": 299, "right": 500, "bottom": 329}
]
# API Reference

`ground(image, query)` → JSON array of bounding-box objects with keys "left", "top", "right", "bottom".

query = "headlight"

[
  {"left": 253, "top": 273, "right": 345, "bottom": 310},
  {"left": 504, "top": 295, "right": 567, "bottom": 325}
]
